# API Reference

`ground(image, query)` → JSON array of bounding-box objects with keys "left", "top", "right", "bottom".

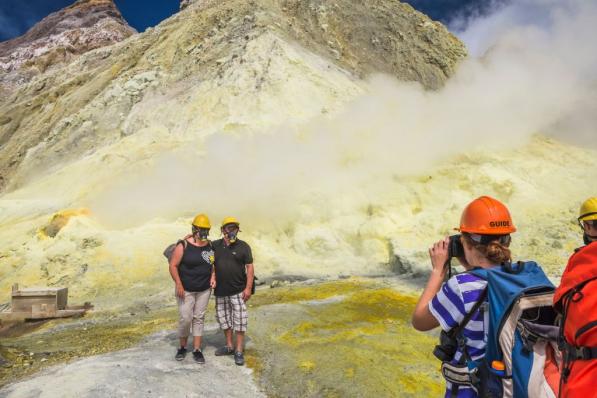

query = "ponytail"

[
  {"left": 462, "top": 233, "right": 512, "bottom": 264},
  {"left": 485, "top": 240, "right": 512, "bottom": 264}
]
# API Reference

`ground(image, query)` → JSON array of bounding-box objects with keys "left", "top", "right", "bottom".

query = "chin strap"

[{"left": 583, "top": 234, "right": 597, "bottom": 245}]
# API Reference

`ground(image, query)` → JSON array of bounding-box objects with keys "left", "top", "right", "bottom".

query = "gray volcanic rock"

[
  {"left": 0, "top": 0, "right": 135, "bottom": 95},
  {"left": 275, "top": 0, "right": 466, "bottom": 89},
  {"left": 180, "top": 0, "right": 466, "bottom": 89},
  {"left": 180, "top": 0, "right": 194, "bottom": 10},
  {"left": 0, "top": 329, "right": 266, "bottom": 397}
]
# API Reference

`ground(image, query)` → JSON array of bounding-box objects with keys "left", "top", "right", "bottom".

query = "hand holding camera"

[
  {"left": 429, "top": 236, "right": 450, "bottom": 276},
  {"left": 429, "top": 235, "right": 469, "bottom": 279}
]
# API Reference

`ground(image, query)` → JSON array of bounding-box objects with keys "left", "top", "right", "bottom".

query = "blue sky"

[
  {"left": 0, "top": 0, "right": 179, "bottom": 41},
  {"left": 0, "top": 0, "right": 493, "bottom": 42}
]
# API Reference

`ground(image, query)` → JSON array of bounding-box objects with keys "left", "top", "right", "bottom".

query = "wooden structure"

[{"left": 0, "top": 284, "right": 93, "bottom": 321}]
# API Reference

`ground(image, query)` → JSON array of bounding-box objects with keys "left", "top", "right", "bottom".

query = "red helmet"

[{"left": 458, "top": 196, "right": 516, "bottom": 235}]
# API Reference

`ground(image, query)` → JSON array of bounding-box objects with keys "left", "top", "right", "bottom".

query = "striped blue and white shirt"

[{"left": 429, "top": 272, "right": 488, "bottom": 398}]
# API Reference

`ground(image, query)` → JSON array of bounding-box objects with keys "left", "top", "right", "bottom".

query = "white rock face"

[{"left": 0, "top": 20, "right": 133, "bottom": 73}]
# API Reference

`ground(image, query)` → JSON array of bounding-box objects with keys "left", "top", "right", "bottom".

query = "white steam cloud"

[
  {"left": 91, "top": 0, "right": 597, "bottom": 229},
  {"left": 452, "top": 0, "right": 597, "bottom": 146}
]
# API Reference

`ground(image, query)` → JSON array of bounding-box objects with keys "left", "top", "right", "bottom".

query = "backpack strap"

[
  {"left": 563, "top": 344, "right": 597, "bottom": 361},
  {"left": 450, "top": 288, "right": 488, "bottom": 339},
  {"left": 558, "top": 278, "right": 597, "bottom": 386},
  {"left": 501, "top": 261, "right": 525, "bottom": 274},
  {"left": 445, "top": 288, "right": 488, "bottom": 397}
]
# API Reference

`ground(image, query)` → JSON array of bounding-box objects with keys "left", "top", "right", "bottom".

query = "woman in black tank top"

[
  {"left": 168, "top": 214, "right": 216, "bottom": 363},
  {"left": 178, "top": 242, "right": 214, "bottom": 292}
]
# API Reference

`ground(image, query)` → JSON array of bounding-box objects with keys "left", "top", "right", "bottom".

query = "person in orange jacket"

[{"left": 553, "top": 197, "right": 597, "bottom": 397}]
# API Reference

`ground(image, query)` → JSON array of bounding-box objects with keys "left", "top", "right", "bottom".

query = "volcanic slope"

[{"left": 1, "top": 0, "right": 595, "bottom": 309}]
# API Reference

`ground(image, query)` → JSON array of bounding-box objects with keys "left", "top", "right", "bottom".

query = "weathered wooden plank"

[
  {"left": 0, "top": 311, "right": 28, "bottom": 321},
  {"left": 32, "top": 303, "right": 57, "bottom": 317},
  {"left": 12, "top": 297, "right": 58, "bottom": 312},
  {"left": 56, "top": 288, "right": 68, "bottom": 309},
  {"left": 28, "top": 309, "right": 86, "bottom": 319},
  {"left": 66, "top": 303, "right": 94, "bottom": 310},
  {"left": 12, "top": 287, "right": 67, "bottom": 296},
  {"left": 0, "top": 308, "right": 87, "bottom": 321}
]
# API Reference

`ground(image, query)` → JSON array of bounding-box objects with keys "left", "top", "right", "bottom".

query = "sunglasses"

[
  {"left": 583, "top": 220, "right": 597, "bottom": 228},
  {"left": 223, "top": 225, "right": 239, "bottom": 231}
]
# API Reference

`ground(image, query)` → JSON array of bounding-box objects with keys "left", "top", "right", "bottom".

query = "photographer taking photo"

[{"left": 411, "top": 196, "right": 516, "bottom": 397}]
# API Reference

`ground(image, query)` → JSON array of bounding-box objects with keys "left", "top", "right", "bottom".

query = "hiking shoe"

[
  {"left": 234, "top": 351, "right": 245, "bottom": 366},
  {"left": 214, "top": 346, "right": 234, "bottom": 356},
  {"left": 175, "top": 347, "right": 187, "bottom": 361},
  {"left": 192, "top": 350, "right": 205, "bottom": 364}
]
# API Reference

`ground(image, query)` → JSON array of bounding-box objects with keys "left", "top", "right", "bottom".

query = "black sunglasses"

[
  {"left": 223, "top": 225, "right": 239, "bottom": 231},
  {"left": 583, "top": 220, "right": 597, "bottom": 228}
]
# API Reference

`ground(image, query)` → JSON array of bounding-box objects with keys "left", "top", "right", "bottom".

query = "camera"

[
  {"left": 448, "top": 234, "right": 464, "bottom": 258},
  {"left": 433, "top": 330, "right": 458, "bottom": 361}
]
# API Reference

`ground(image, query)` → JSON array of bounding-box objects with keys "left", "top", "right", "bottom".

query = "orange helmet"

[{"left": 457, "top": 196, "right": 516, "bottom": 235}]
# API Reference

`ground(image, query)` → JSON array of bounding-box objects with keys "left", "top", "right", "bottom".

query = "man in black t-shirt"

[{"left": 212, "top": 216, "right": 254, "bottom": 366}]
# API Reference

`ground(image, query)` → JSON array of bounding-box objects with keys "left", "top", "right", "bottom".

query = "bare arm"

[
  {"left": 168, "top": 243, "right": 185, "bottom": 298},
  {"left": 242, "top": 263, "right": 254, "bottom": 302},
  {"left": 412, "top": 237, "right": 449, "bottom": 331},
  {"left": 210, "top": 258, "right": 216, "bottom": 289}
]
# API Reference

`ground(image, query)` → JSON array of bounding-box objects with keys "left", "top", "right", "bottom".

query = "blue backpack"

[{"left": 439, "top": 262, "right": 561, "bottom": 397}]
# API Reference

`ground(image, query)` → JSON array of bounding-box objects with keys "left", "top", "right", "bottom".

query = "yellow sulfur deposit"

[
  {"left": 38, "top": 208, "right": 92, "bottom": 238},
  {"left": 248, "top": 279, "right": 443, "bottom": 397}
]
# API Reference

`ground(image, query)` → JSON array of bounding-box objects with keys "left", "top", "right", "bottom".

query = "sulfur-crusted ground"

[
  {"left": 0, "top": 277, "right": 442, "bottom": 397},
  {"left": 0, "top": 307, "right": 178, "bottom": 387},
  {"left": 248, "top": 278, "right": 442, "bottom": 397}
]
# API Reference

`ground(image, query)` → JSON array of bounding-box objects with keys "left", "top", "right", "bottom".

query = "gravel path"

[{"left": 0, "top": 328, "right": 265, "bottom": 398}]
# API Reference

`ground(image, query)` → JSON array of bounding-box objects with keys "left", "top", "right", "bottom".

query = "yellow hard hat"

[
  {"left": 221, "top": 216, "right": 240, "bottom": 228},
  {"left": 192, "top": 214, "right": 211, "bottom": 228},
  {"left": 579, "top": 197, "right": 597, "bottom": 222}
]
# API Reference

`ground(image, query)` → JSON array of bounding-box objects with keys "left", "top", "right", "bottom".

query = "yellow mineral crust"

[{"left": 248, "top": 279, "right": 443, "bottom": 397}]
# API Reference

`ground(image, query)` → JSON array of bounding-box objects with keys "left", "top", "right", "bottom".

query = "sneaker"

[
  {"left": 192, "top": 350, "right": 205, "bottom": 364},
  {"left": 214, "top": 346, "right": 234, "bottom": 356},
  {"left": 175, "top": 347, "right": 187, "bottom": 361},
  {"left": 234, "top": 351, "right": 245, "bottom": 366}
]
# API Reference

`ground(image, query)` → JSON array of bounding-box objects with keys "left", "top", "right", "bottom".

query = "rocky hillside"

[
  {"left": 0, "top": 0, "right": 465, "bottom": 194},
  {"left": 0, "top": 0, "right": 135, "bottom": 97},
  {"left": 1, "top": 0, "right": 594, "bottom": 309}
]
